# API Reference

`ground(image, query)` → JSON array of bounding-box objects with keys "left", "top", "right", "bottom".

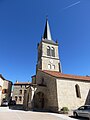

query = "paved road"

[{"left": 0, "top": 106, "right": 88, "bottom": 120}]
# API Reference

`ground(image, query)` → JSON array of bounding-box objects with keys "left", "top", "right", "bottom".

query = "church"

[{"left": 23, "top": 19, "right": 90, "bottom": 112}]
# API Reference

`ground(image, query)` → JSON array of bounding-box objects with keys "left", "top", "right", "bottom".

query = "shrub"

[{"left": 60, "top": 107, "right": 69, "bottom": 114}]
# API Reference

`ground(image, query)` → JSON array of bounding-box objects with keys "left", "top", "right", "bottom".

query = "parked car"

[
  {"left": 2, "top": 99, "right": 8, "bottom": 106},
  {"left": 9, "top": 100, "right": 16, "bottom": 105},
  {"left": 10, "top": 100, "right": 16, "bottom": 105},
  {"left": 73, "top": 105, "right": 90, "bottom": 119}
]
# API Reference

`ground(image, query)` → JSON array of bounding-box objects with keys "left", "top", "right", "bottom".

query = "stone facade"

[
  {"left": 0, "top": 74, "right": 12, "bottom": 106},
  {"left": 57, "top": 78, "right": 90, "bottom": 110},
  {"left": 2, "top": 79, "right": 12, "bottom": 103},
  {"left": 37, "top": 40, "right": 61, "bottom": 72},
  {"left": 33, "top": 70, "right": 90, "bottom": 111},
  {"left": 0, "top": 76, "right": 4, "bottom": 105},
  {"left": 12, "top": 82, "right": 31, "bottom": 104},
  {"left": 23, "top": 86, "right": 30, "bottom": 110},
  {"left": 35, "top": 70, "right": 58, "bottom": 112},
  {"left": 23, "top": 85, "right": 37, "bottom": 110},
  {"left": 42, "top": 41, "right": 59, "bottom": 71}
]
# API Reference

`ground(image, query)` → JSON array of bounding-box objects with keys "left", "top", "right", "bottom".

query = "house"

[
  {"left": 23, "top": 19, "right": 90, "bottom": 112},
  {"left": 0, "top": 74, "right": 4, "bottom": 105},
  {"left": 12, "top": 81, "right": 31, "bottom": 104},
  {"left": 0, "top": 74, "right": 12, "bottom": 105}
]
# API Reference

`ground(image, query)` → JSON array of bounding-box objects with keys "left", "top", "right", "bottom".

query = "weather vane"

[{"left": 46, "top": 15, "right": 48, "bottom": 20}]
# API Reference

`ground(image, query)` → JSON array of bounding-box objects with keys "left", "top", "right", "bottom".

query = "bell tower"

[{"left": 36, "top": 19, "right": 62, "bottom": 72}]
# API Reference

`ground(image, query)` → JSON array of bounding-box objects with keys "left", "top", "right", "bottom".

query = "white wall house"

[{"left": 0, "top": 75, "right": 4, "bottom": 105}]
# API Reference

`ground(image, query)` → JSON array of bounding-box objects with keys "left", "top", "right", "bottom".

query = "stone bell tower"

[{"left": 36, "top": 18, "right": 62, "bottom": 72}]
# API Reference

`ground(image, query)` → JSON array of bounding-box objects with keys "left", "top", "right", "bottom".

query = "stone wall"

[
  {"left": 2, "top": 80, "right": 12, "bottom": 103},
  {"left": 42, "top": 42, "right": 59, "bottom": 59},
  {"left": 0, "top": 77, "right": 3, "bottom": 105},
  {"left": 42, "top": 57, "right": 60, "bottom": 71},
  {"left": 35, "top": 71, "right": 58, "bottom": 112},
  {"left": 56, "top": 78, "right": 90, "bottom": 110},
  {"left": 12, "top": 85, "right": 27, "bottom": 104},
  {"left": 41, "top": 42, "right": 60, "bottom": 72}
]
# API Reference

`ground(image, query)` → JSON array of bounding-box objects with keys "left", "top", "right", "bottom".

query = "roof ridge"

[{"left": 39, "top": 70, "right": 90, "bottom": 81}]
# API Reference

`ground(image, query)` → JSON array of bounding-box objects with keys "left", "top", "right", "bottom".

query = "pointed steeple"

[{"left": 43, "top": 18, "right": 52, "bottom": 40}]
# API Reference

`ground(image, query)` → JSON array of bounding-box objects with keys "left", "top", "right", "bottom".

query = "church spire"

[{"left": 43, "top": 18, "right": 52, "bottom": 40}]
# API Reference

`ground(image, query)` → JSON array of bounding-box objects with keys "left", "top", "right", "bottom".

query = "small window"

[
  {"left": 51, "top": 47, "right": 55, "bottom": 57},
  {"left": 58, "top": 63, "right": 61, "bottom": 72},
  {"left": 15, "top": 96, "right": 17, "bottom": 101},
  {"left": 24, "top": 90, "right": 26, "bottom": 94},
  {"left": 47, "top": 46, "right": 50, "bottom": 56},
  {"left": 52, "top": 65, "right": 55, "bottom": 69},
  {"left": 75, "top": 84, "right": 81, "bottom": 98},
  {"left": 20, "top": 90, "right": 22, "bottom": 94},
  {"left": 21, "top": 85, "right": 22, "bottom": 88},
  {"left": 19, "top": 96, "right": 22, "bottom": 101},
  {"left": 48, "top": 64, "right": 51, "bottom": 69}
]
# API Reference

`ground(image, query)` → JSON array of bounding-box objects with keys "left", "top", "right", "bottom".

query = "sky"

[{"left": 0, "top": 0, "right": 90, "bottom": 83}]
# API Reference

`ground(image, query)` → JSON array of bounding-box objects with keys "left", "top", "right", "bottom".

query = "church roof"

[
  {"left": 40, "top": 70, "right": 90, "bottom": 81},
  {"left": 43, "top": 18, "right": 52, "bottom": 41},
  {"left": 14, "top": 82, "right": 32, "bottom": 85},
  {"left": 42, "top": 18, "right": 57, "bottom": 45},
  {"left": 42, "top": 38, "right": 57, "bottom": 45}
]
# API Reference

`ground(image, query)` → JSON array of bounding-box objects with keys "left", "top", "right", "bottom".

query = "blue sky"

[{"left": 0, "top": 0, "right": 90, "bottom": 83}]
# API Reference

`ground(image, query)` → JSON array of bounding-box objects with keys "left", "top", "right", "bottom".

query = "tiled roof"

[
  {"left": 14, "top": 82, "right": 31, "bottom": 85},
  {"left": 40, "top": 70, "right": 90, "bottom": 81}
]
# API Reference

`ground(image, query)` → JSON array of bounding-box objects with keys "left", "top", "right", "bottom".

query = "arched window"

[
  {"left": 51, "top": 47, "right": 55, "bottom": 57},
  {"left": 19, "top": 96, "right": 22, "bottom": 101},
  {"left": 48, "top": 64, "right": 51, "bottom": 69},
  {"left": 52, "top": 65, "right": 55, "bottom": 69},
  {"left": 20, "top": 90, "right": 22, "bottom": 94},
  {"left": 47, "top": 46, "right": 50, "bottom": 56},
  {"left": 75, "top": 84, "right": 81, "bottom": 98},
  {"left": 15, "top": 96, "right": 17, "bottom": 101}
]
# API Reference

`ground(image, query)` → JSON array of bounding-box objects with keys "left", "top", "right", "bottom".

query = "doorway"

[{"left": 34, "top": 92, "right": 44, "bottom": 109}]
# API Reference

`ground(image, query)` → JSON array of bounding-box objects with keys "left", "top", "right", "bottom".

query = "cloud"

[{"left": 63, "top": 1, "right": 80, "bottom": 10}]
